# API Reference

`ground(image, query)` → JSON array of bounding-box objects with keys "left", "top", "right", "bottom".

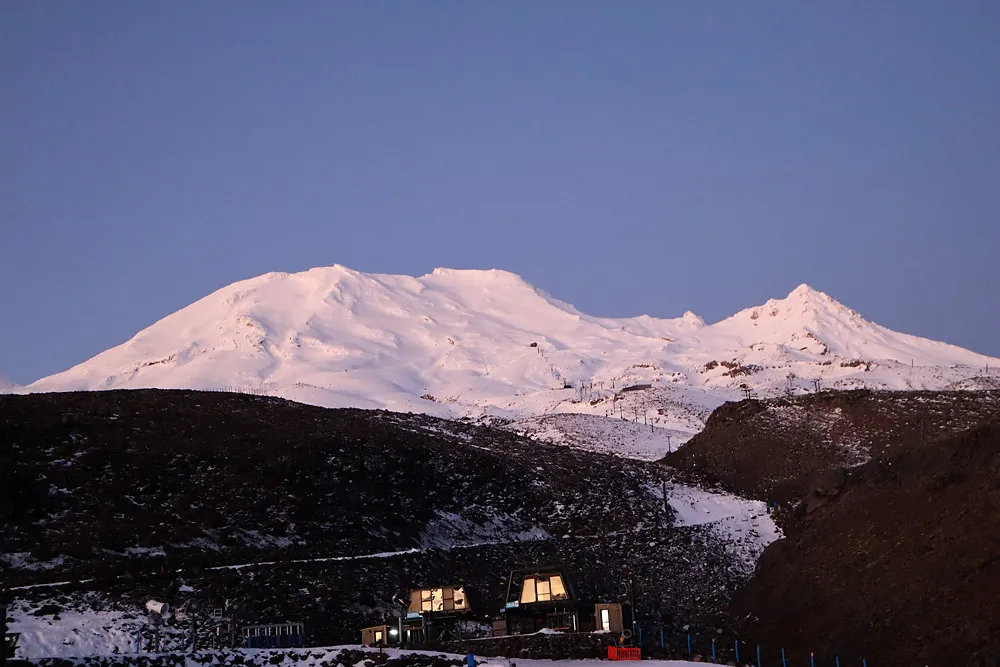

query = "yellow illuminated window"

[
  {"left": 520, "top": 575, "right": 568, "bottom": 604},
  {"left": 520, "top": 578, "right": 537, "bottom": 604},
  {"left": 550, "top": 575, "right": 567, "bottom": 599},
  {"left": 420, "top": 588, "right": 445, "bottom": 612},
  {"left": 537, "top": 578, "right": 551, "bottom": 602}
]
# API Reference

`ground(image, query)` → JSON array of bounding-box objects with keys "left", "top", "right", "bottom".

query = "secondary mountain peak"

[
  {"left": 782, "top": 282, "right": 857, "bottom": 313},
  {"left": 720, "top": 283, "right": 862, "bottom": 332},
  {"left": 681, "top": 311, "right": 706, "bottom": 327}
]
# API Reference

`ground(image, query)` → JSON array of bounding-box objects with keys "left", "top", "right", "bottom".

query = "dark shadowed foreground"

[{"left": 0, "top": 390, "right": 749, "bottom": 647}]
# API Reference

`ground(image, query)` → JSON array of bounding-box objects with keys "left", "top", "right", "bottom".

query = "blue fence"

[{"left": 634, "top": 624, "right": 869, "bottom": 666}]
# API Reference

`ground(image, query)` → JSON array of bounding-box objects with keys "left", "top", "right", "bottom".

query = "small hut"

[
  {"left": 500, "top": 567, "right": 580, "bottom": 635},
  {"left": 360, "top": 625, "right": 398, "bottom": 647}
]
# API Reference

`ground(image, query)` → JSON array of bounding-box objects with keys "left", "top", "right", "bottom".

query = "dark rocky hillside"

[
  {"left": 9, "top": 522, "right": 747, "bottom": 650},
  {"left": 1, "top": 390, "right": 756, "bottom": 650},
  {"left": 664, "top": 389, "right": 1000, "bottom": 504},
  {"left": 658, "top": 390, "right": 1000, "bottom": 666},
  {"left": 1, "top": 390, "right": 674, "bottom": 586},
  {"left": 729, "top": 419, "right": 1000, "bottom": 667}
]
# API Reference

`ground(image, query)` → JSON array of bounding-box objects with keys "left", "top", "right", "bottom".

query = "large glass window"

[
  {"left": 520, "top": 575, "right": 568, "bottom": 604},
  {"left": 537, "top": 578, "right": 551, "bottom": 601},
  {"left": 421, "top": 588, "right": 445, "bottom": 612},
  {"left": 520, "top": 578, "right": 536, "bottom": 604},
  {"left": 550, "top": 575, "right": 567, "bottom": 598},
  {"left": 414, "top": 586, "right": 468, "bottom": 613}
]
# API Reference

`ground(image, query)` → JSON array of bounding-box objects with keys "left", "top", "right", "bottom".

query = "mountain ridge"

[{"left": 22, "top": 266, "right": 999, "bottom": 442}]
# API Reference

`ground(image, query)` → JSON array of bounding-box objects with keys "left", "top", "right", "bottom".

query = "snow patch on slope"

[
  {"left": 511, "top": 413, "right": 695, "bottom": 461},
  {"left": 7, "top": 604, "right": 146, "bottom": 658},
  {"left": 662, "top": 482, "right": 781, "bottom": 570}
]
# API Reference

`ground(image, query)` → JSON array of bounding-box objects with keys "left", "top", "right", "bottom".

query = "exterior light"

[{"left": 389, "top": 629, "right": 399, "bottom": 636}]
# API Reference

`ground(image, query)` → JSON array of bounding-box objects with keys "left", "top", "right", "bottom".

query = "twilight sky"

[{"left": 2, "top": 1, "right": 998, "bottom": 384}]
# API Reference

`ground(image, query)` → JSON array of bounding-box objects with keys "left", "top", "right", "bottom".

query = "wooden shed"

[
  {"left": 503, "top": 567, "right": 581, "bottom": 634},
  {"left": 360, "top": 625, "right": 393, "bottom": 647}
]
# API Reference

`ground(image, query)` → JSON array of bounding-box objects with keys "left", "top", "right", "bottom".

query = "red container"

[{"left": 607, "top": 646, "right": 642, "bottom": 661}]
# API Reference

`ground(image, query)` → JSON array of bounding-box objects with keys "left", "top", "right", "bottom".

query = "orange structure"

[{"left": 607, "top": 646, "right": 642, "bottom": 661}]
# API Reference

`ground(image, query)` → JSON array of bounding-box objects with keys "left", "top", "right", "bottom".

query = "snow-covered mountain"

[{"left": 24, "top": 265, "right": 999, "bottom": 452}]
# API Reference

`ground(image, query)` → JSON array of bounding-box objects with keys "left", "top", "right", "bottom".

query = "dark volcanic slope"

[
  {"left": 0, "top": 390, "right": 670, "bottom": 585},
  {"left": 1, "top": 390, "right": 758, "bottom": 649},
  {"left": 11, "top": 524, "right": 749, "bottom": 650},
  {"left": 731, "top": 420, "right": 1000, "bottom": 667},
  {"left": 665, "top": 389, "right": 1000, "bottom": 502}
]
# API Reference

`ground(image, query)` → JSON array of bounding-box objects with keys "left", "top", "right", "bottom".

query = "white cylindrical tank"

[{"left": 146, "top": 600, "right": 170, "bottom": 615}]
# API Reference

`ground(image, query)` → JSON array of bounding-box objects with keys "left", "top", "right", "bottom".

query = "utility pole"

[
  {"left": 627, "top": 573, "right": 637, "bottom": 645},
  {"left": 190, "top": 609, "right": 198, "bottom": 653},
  {"left": 667, "top": 435, "right": 672, "bottom": 454}
]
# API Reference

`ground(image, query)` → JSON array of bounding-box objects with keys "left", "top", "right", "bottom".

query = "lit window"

[
  {"left": 601, "top": 609, "right": 611, "bottom": 632},
  {"left": 420, "top": 588, "right": 445, "bottom": 612},
  {"left": 537, "top": 577, "right": 551, "bottom": 602},
  {"left": 520, "top": 578, "right": 537, "bottom": 604},
  {"left": 550, "top": 575, "right": 567, "bottom": 599},
  {"left": 520, "top": 575, "right": 569, "bottom": 604}
]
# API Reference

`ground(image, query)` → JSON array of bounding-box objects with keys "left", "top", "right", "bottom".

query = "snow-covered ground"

[
  {"left": 9, "top": 606, "right": 147, "bottom": 658},
  {"left": 8, "top": 595, "right": 712, "bottom": 665},
  {"left": 508, "top": 413, "right": 699, "bottom": 461},
  {"left": 664, "top": 483, "right": 781, "bottom": 568},
  {"left": 20, "top": 266, "right": 999, "bottom": 456},
  {"left": 10, "top": 638, "right": 705, "bottom": 666}
]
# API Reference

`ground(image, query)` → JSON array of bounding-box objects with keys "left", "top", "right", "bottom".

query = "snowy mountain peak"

[
  {"left": 783, "top": 283, "right": 857, "bottom": 315},
  {"left": 723, "top": 283, "right": 861, "bottom": 330},
  {"left": 681, "top": 311, "right": 706, "bottom": 328},
  {"left": 789, "top": 282, "right": 821, "bottom": 298},
  {"left": 24, "top": 266, "right": 1000, "bottom": 430}
]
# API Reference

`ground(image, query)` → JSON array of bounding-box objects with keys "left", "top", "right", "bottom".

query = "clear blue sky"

[{"left": 2, "top": 1, "right": 998, "bottom": 384}]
